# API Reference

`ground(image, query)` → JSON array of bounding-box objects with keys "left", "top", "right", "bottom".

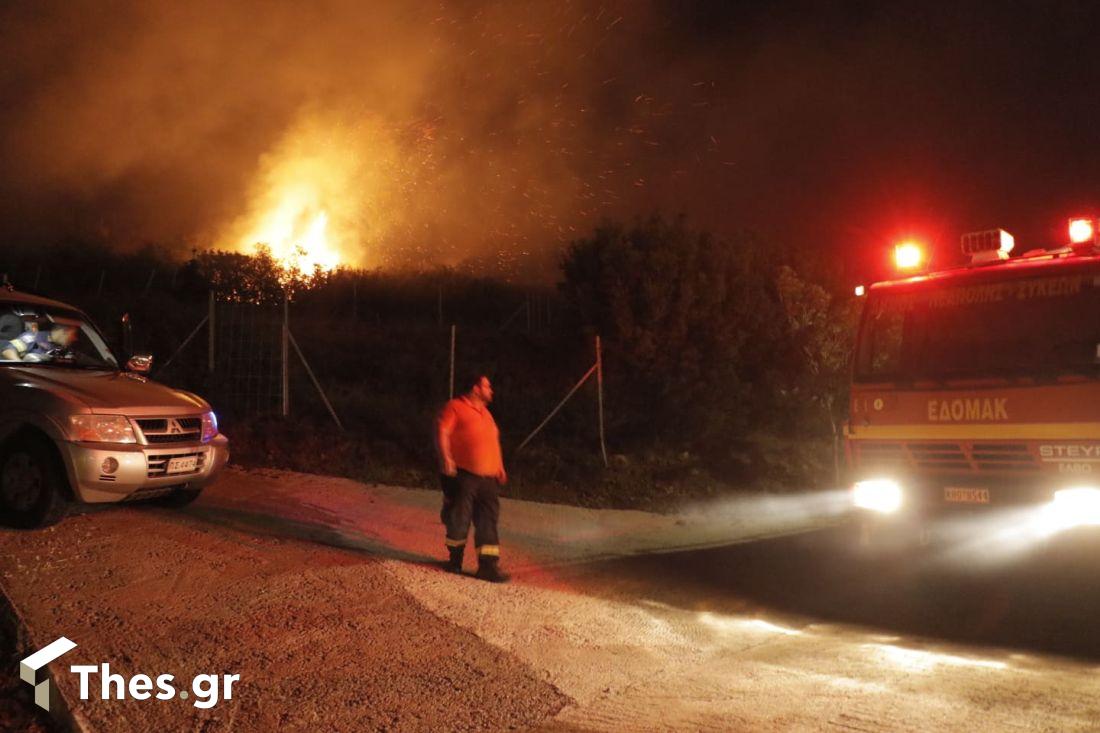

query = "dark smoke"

[{"left": 0, "top": 1, "right": 1098, "bottom": 281}]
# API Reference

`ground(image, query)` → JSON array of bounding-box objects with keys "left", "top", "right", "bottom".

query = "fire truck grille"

[
  {"left": 855, "top": 441, "right": 1039, "bottom": 473},
  {"left": 970, "top": 443, "right": 1037, "bottom": 472},
  {"left": 856, "top": 443, "right": 907, "bottom": 470},
  {"left": 908, "top": 443, "right": 969, "bottom": 470}
]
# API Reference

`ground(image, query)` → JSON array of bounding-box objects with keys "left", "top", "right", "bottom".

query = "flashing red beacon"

[
  {"left": 1069, "top": 217, "right": 1096, "bottom": 245},
  {"left": 894, "top": 241, "right": 925, "bottom": 270}
]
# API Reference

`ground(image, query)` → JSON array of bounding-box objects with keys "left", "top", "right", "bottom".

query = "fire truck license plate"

[
  {"left": 944, "top": 487, "right": 990, "bottom": 504},
  {"left": 166, "top": 456, "right": 198, "bottom": 474}
]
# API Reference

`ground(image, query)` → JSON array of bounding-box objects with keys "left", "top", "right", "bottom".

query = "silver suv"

[{"left": 0, "top": 288, "right": 229, "bottom": 527}]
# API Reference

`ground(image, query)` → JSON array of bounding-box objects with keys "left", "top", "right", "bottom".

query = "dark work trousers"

[
  {"left": 444, "top": 469, "right": 501, "bottom": 557},
  {"left": 439, "top": 473, "right": 458, "bottom": 524}
]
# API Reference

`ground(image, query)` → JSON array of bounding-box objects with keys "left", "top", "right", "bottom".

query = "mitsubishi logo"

[{"left": 168, "top": 419, "right": 184, "bottom": 435}]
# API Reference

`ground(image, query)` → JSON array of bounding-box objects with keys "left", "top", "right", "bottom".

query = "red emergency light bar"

[{"left": 960, "top": 228, "right": 1014, "bottom": 263}]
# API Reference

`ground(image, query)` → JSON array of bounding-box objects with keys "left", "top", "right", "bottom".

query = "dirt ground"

[
  {"left": 0, "top": 610, "right": 54, "bottom": 732},
  {"left": 2, "top": 468, "right": 1099, "bottom": 731}
]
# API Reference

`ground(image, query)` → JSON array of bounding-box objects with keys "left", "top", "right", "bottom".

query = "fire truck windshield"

[{"left": 856, "top": 271, "right": 1100, "bottom": 382}]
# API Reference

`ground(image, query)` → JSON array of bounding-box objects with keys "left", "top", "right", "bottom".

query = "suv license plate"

[
  {"left": 166, "top": 456, "right": 198, "bottom": 474},
  {"left": 944, "top": 487, "right": 990, "bottom": 504}
]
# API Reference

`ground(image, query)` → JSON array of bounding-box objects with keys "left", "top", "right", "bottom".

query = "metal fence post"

[
  {"left": 156, "top": 314, "right": 209, "bottom": 377},
  {"left": 516, "top": 362, "right": 598, "bottom": 454},
  {"left": 596, "top": 335, "right": 608, "bottom": 467},
  {"left": 449, "top": 324, "right": 456, "bottom": 399},
  {"left": 281, "top": 295, "right": 289, "bottom": 417},
  {"left": 288, "top": 330, "right": 343, "bottom": 430},
  {"left": 207, "top": 291, "right": 215, "bottom": 373}
]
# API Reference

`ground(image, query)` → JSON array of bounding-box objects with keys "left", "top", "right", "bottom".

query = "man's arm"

[
  {"left": 435, "top": 403, "right": 458, "bottom": 476},
  {"left": 1, "top": 334, "right": 32, "bottom": 361}
]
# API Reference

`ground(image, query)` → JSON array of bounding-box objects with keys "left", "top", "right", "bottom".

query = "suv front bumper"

[{"left": 62, "top": 434, "right": 230, "bottom": 502}]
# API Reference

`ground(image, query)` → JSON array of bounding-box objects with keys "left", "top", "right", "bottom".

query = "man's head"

[
  {"left": 465, "top": 373, "right": 493, "bottom": 405},
  {"left": 49, "top": 324, "right": 77, "bottom": 348}
]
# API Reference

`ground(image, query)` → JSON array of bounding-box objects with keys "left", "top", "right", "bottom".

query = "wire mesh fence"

[
  {"left": 0, "top": 251, "right": 610, "bottom": 465},
  {"left": 212, "top": 300, "right": 284, "bottom": 417}
]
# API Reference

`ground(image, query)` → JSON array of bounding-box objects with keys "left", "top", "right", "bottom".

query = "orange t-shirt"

[{"left": 437, "top": 397, "right": 504, "bottom": 478}]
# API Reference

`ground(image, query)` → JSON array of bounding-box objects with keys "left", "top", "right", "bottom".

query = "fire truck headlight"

[
  {"left": 852, "top": 479, "right": 903, "bottom": 514},
  {"left": 1046, "top": 487, "right": 1100, "bottom": 529}
]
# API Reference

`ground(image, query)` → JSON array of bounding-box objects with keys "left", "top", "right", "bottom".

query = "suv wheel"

[{"left": 0, "top": 436, "right": 68, "bottom": 528}]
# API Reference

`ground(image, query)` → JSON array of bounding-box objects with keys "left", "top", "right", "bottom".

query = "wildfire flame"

[
  {"left": 247, "top": 203, "right": 340, "bottom": 276},
  {"left": 224, "top": 111, "right": 396, "bottom": 281},
  {"left": 222, "top": 109, "right": 412, "bottom": 281}
]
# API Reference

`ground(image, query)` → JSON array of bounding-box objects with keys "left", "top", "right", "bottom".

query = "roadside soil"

[
  {"left": 0, "top": 603, "right": 55, "bottom": 733},
  {"left": 0, "top": 471, "right": 570, "bottom": 732},
  {"left": 2, "top": 467, "right": 1098, "bottom": 731}
]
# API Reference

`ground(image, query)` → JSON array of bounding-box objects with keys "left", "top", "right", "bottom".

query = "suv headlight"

[
  {"left": 201, "top": 411, "right": 218, "bottom": 443},
  {"left": 69, "top": 415, "right": 137, "bottom": 444}
]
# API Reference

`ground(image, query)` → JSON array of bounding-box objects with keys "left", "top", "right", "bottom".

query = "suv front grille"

[
  {"left": 136, "top": 417, "right": 202, "bottom": 445},
  {"left": 147, "top": 451, "right": 206, "bottom": 478}
]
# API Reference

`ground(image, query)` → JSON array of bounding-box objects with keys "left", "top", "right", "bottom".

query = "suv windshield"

[
  {"left": 856, "top": 270, "right": 1100, "bottom": 382},
  {"left": 0, "top": 303, "right": 118, "bottom": 369}
]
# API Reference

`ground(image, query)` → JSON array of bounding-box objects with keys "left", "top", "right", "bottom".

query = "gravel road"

[{"left": 1, "top": 467, "right": 1098, "bottom": 731}]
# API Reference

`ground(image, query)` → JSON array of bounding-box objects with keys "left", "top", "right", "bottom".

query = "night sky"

[{"left": 0, "top": 0, "right": 1098, "bottom": 282}]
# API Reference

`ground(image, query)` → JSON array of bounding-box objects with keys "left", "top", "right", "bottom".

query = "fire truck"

[{"left": 847, "top": 218, "right": 1100, "bottom": 539}]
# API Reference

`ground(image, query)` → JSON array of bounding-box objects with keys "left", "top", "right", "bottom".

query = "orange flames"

[
  {"left": 224, "top": 111, "right": 403, "bottom": 281},
  {"left": 245, "top": 204, "right": 340, "bottom": 276}
]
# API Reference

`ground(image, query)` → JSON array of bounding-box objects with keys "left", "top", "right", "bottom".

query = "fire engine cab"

[{"left": 847, "top": 218, "right": 1100, "bottom": 538}]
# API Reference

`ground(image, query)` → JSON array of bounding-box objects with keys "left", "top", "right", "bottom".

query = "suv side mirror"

[{"left": 126, "top": 354, "right": 153, "bottom": 374}]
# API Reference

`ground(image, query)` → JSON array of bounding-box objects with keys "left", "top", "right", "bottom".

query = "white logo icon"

[{"left": 20, "top": 637, "right": 77, "bottom": 711}]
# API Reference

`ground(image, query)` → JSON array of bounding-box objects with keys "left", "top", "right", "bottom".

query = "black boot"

[
  {"left": 446, "top": 546, "right": 464, "bottom": 574},
  {"left": 475, "top": 555, "right": 510, "bottom": 583}
]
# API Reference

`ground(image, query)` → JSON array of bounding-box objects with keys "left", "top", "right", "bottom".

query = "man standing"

[{"left": 435, "top": 373, "right": 509, "bottom": 583}]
